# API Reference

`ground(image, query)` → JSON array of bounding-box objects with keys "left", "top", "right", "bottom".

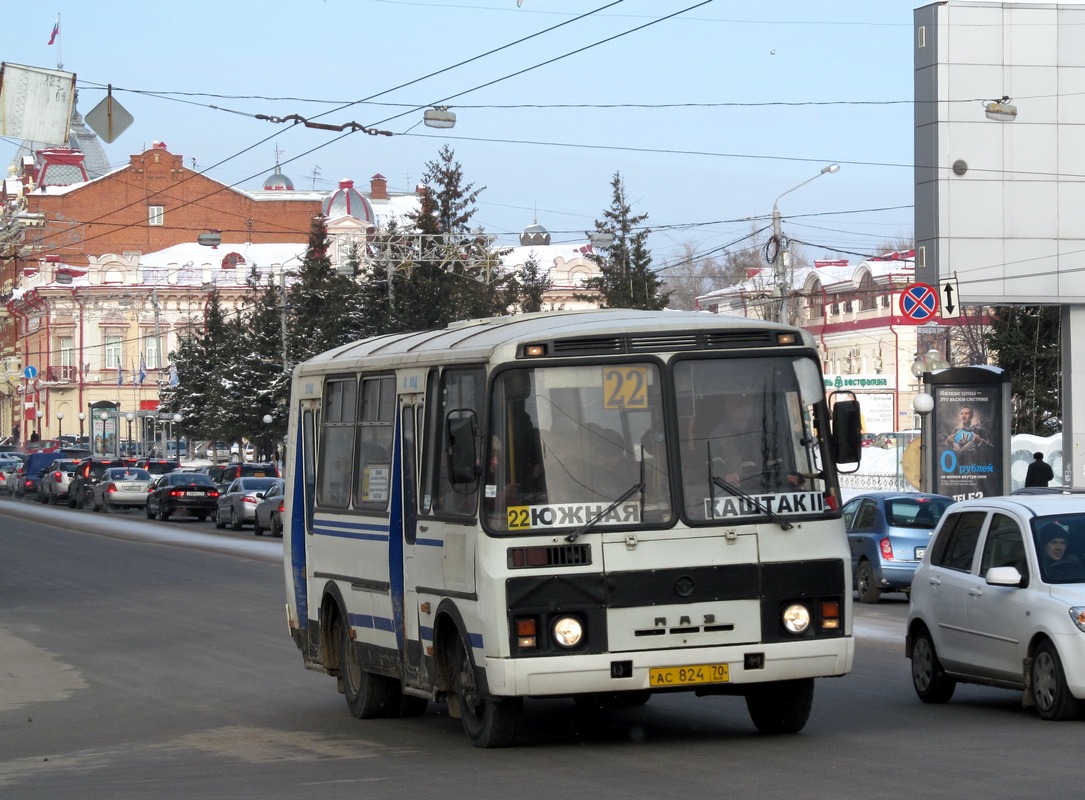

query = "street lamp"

[
  {"left": 172, "top": 412, "right": 183, "bottom": 465},
  {"left": 78, "top": 412, "right": 86, "bottom": 444},
  {"left": 57, "top": 411, "right": 64, "bottom": 441},
  {"left": 99, "top": 412, "right": 109, "bottom": 456},
  {"left": 912, "top": 392, "right": 935, "bottom": 492},
  {"left": 262, "top": 414, "right": 273, "bottom": 462},
  {"left": 771, "top": 163, "right": 840, "bottom": 324},
  {"left": 35, "top": 408, "right": 44, "bottom": 440},
  {"left": 125, "top": 413, "right": 135, "bottom": 457}
]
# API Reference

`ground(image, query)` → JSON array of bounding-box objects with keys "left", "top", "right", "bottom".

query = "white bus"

[{"left": 283, "top": 309, "right": 862, "bottom": 747}]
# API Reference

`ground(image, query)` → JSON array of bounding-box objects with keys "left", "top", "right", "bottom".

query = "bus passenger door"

[{"left": 397, "top": 401, "right": 426, "bottom": 685}]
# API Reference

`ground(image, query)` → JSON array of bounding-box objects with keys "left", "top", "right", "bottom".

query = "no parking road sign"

[{"left": 899, "top": 282, "right": 939, "bottom": 322}]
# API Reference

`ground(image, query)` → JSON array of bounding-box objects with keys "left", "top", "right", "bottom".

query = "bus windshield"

[
  {"left": 675, "top": 355, "right": 826, "bottom": 523},
  {"left": 484, "top": 363, "right": 670, "bottom": 532},
  {"left": 483, "top": 354, "right": 830, "bottom": 533}
]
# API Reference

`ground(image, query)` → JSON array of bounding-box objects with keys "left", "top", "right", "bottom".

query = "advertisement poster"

[{"left": 932, "top": 385, "right": 1003, "bottom": 499}]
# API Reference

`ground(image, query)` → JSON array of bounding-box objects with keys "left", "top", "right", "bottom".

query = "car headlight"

[
  {"left": 1070, "top": 607, "right": 1085, "bottom": 633},
  {"left": 782, "top": 603, "right": 812, "bottom": 634},
  {"left": 552, "top": 616, "right": 584, "bottom": 648}
]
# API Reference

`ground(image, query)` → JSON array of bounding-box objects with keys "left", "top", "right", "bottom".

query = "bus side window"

[
  {"left": 434, "top": 367, "right": 484, "bottom": 516},
  {"left": 316, "top": 377, "right": 356, "bottom": 509}
]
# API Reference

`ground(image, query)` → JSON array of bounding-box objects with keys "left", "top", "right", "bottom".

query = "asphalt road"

[{"left": 1, "top": 497, "right": 1080, "bottom": 800}]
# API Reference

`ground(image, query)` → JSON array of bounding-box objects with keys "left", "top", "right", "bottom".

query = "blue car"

[{"left": 843, "top": 491, "right": 954, "bottom": 603}]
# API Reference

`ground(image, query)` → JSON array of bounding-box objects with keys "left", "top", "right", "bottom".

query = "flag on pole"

[
  {"left": 168, "top": 364, "right": 179, "bottom": 387},
  {"left": 131, "top": 358, "right": 137, "bottom": 386},
  {"left": 138, "top": 354, "right": 147, "bottom": 385},
  {"left": 48, "top": 15, "right": 59, "bottom": 45},
  {"left": 117, "top": 363, "right": 124, "bottom": 385}
]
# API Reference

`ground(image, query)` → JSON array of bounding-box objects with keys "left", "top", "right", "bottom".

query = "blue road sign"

[
  {"left": 900, "top": 282, "right": 939, "bottom": 322},
  {"left": 23, "top": 365, "right": 37, "bottom": 380}
]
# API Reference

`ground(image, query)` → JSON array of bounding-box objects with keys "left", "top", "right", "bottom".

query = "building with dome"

[{"left": 500, "top": 220, "right": 603, "bottom": 311}]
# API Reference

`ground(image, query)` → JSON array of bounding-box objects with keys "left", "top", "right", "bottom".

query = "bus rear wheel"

[
  {"left": 338, "top": 617, "right": 399, "bottom": 719},
  {"left": 452, "top": 634, "right": 520, "bottom": 747},
  {"left": 744, "top": 678, "right": 814, "bottom": 734}
]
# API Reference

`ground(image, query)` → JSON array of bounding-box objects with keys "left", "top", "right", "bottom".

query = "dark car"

[
  {"left": 253, "top": 479, "right": 286, "bottom": 537},
  {"left": 17, "top": 451, "right": 59, "bottom": 499},
  {"left": 146, "top": 472, "right": 221, "bottom": 521},
  {"left": 68, "top": 458, "right": 126, "bottom": 508},
  {"left": 216, "top": 462, "right": 280, "bottom": 490},
  {"left": 136, "top": 458, "right": 182, "bottom": 476},
  {"left": 843, "top": 491, "right": 954, "bottom": 603}
]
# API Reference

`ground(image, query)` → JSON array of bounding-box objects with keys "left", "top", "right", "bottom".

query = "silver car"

[
  {"left": 90, "top": 467, "right": 155, "bottom": 512},
  {"left": 215, "top": 476, "right": 281, "bottom": 531},
  {"left": 39, "top": 458, "right": 80, "bottom": 505}
]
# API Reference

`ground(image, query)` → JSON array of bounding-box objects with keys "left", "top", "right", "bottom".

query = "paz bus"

[{"left": 282, "top": 309, "right": 861, "bottom": 747}]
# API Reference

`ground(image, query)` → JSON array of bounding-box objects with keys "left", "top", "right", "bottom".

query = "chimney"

[{"left": 370, "top": 173, "right": 388, "bottom": 200}]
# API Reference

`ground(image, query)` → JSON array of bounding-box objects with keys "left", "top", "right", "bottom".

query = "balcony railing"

[{"left": 43, "top": 365, "right": 77, "bottom": 383}]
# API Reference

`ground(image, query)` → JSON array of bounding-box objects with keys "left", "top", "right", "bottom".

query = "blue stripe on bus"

[
  {"left": 418, "top": 626, "right": 482, "bottom": 649},
  {"left": 348, "top": 613, "right": 396, "bottom": 633},
  {"left": 416, "top": 537, "right": 443, "bottom": 547}
]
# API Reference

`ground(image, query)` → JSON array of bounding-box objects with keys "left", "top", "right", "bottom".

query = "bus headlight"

[
  {"left": 782, "top": 603, "right": 811, "bottom": 634},
  {"left": 552, "top": 616, "right": 584, "bottom": 648}
]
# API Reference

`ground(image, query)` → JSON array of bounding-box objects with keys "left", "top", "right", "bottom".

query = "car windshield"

[
  {"left": 168, "top": 473, "right": 214, "bottom": 486},
  {"left": 107, "top": 468, "right": 151, "bottom": 480},
  {"left": 240, "top": 477, "right": 279, "bottom": 492},
  {"left": 1032, "top": 516, "right": 1085, "bottom": 584},
  {"left": 885, "top": 497, "right": 952, "bottom": 528}
]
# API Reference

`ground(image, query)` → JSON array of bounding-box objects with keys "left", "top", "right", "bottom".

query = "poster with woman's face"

[{"left": 932, "top": 385, "right": 1003, "bottom": 499}]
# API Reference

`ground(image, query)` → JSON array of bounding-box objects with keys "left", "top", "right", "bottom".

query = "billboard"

[{"left": 926, "top": 367, "right": 1011, "bottom": 499}]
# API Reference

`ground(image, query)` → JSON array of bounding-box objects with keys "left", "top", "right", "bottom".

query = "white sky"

[{"left": 0, "top": 0, "right": 921, "bottom": 272}]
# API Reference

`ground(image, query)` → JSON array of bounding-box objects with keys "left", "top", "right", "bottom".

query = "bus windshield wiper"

[
  {"left": 710, "top": 474, "right": 793, "bottom": 531},
  {"left": 565, "top": 481, "right": 644, "bottom": 543}
]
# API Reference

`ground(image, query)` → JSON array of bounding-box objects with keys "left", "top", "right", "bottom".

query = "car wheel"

[
  {"left": 910, "top": 625, "right": 956, "bottom": 704},
  {"left": 253, "top": 519, "right": 264, "bottom": 536},
  {"left": 92, "top": 497, "right": 101, "bottom": 512},
  {"left": 159, "top": 505, "right": 171, "bottom": 521},
  {"left": 452, "top": 631, "right": 521, "bottom": 747},
  {"left": 48, "top": 489, "right": 57, "bottom": 505},
  {"left": 195, "top": 514, "right": 208, "bottom": 522},
  {"left": 146, "top": 502, "right": 156, "bottom": 519},
  {"left": 215, "top": 511, "right": 226, "bottom": 529},
  {"left": 272, "top": 517, "right": 283, "bottom": 538},
  {"left": 856, "top": 561, "right": 882, "bottom": 604},
  {"left": 1032, "top": 640, "right": 1082, "bottom": 720},
  {"left": 230, "top": 508, "right": 243, "bottom": 531},
  {"left": 745, "top": 679, "right": 813, "bottom": 734},
  {"left": 68, "top": 490, "right": 77, "bottom": 508}
]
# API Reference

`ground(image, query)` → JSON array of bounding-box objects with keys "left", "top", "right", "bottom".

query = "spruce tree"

[
  {"left": 517, "top": 252, "right": 552, "bottom": 312},
  {"left": 581, "top": 172, "right": 669, "bottom": 310},
  {"left": 985, "top": 305, "right": 1061, "bottom": 435}
]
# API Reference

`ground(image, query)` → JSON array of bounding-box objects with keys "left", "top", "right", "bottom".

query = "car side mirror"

[{"left": 985, "top": 565, "right": 1024, "bottom": 587}]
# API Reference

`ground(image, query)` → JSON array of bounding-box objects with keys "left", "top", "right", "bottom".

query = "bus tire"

[
  {"left": 744, "top": 678, "right": 814, "bottom": 734},
  {"left": 338, "top": 616, "right": 398, "bottom": 719},
  {"left": 452, "top": 634, "right": 521, "bottom": 748}
]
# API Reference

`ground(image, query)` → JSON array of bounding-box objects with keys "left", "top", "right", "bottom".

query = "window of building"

[
  {"left": 145, "top": 337, "right": 160, "bottom": 370},
  {"left": 59, "top": 336, "right": 74, "bottom": 367},
  {"left": 858, "top": 274, "right": 877, "bottom": 311},
  {"left": 148, "top": 205, "right": 164, "bottom": 226},
  {"left": 104, "top": 335, "right": 122, "bottom": 369}
]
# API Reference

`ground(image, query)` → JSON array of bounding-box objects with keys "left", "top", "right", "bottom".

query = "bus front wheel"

[
  {"left": 744, "top": 678, "right": 814, "bottom": 734},
  {"left": 338, "top": 617, "right": 398, "bottom": 719},
  {"left": 452, "top": 635, "right": 521, "bottom": 748}
]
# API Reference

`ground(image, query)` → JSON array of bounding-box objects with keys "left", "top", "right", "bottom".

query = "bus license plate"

[{"left": 649, "top": 663, "right": 729, "bottom": 687}]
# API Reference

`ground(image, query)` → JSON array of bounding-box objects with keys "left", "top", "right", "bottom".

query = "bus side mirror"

[
  {"left": 446, "top": 413, "right": 478, "bottom": 484},
  {"left": 829, "top": 395, "right": 862, "bottom": 466}
]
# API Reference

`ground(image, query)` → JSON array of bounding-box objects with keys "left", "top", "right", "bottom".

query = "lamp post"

[
  {"left": 125, "top": 413, "right": 135, "bottom": 457},
  {"left": 172, "top": 412, "right": 182, "bottom": 465},
  {"left": 56, "top": 411, "right": 64, "bottom": 441},
  {"left": 262, "top": 414, "right": 273, "bottom": 463},
  {"left": 771, "top": 164, "right": 840, "bottom": 324},
  {"left": 910, "top": 348, "right": 949, "bottom": 493},
  {"left": 99, "top": 411, "right": 109, "bottom": 456},
  {"left": 35, "top": 408, "right": 44, "bottom": 440},
  {"left": 78, "top": 412, "right": 85, "bottom": 445}
]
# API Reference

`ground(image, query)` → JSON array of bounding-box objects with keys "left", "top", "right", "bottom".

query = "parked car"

[
  {"left": 68, "top": 457, "right": 126, "bottom": 508},
  {"left": 230, "top": 441, "right": 255, "bottom": 463},
  {"left": 907, "top": 495, "right": 1085, "bottom": 720},
  {"left": 145, "top": 472, "right": 221, "bottom": 521},
  {"left": 252, "top": 479, "right": 286, "bottom": 537},
  {"left": 216, "top": 461, "right": 279, "bottom": 489},
  {"left": 215, "top": 476, "right": 281, "bottom": 531},
  {"left": 860, "top": 433, "right": 876, "bottom": 448},
  {"left": 843, "top": 492, "right": 954, "bottom": 603},
  {"left": 194, "top": 441, "right": 231, "bottom": 460},
  {"left": 89, "top": 467, "right": 155, "bottom": 512},
  {"left": 0, "top": 455, "right": 25, "bottom": 494},
  {"left": 39, "top": 458, "right": 81, "bottom": 505}
]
